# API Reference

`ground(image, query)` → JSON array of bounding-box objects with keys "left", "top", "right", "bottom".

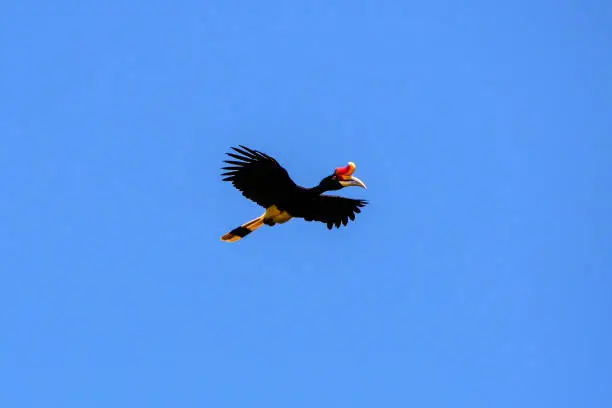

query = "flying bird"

[{"left": 220, "top": 145, "right": 368, "bottom": 242}]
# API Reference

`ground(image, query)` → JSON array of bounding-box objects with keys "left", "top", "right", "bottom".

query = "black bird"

[{"left": 220, "top": 145, "right": 368, "bottom": 242}]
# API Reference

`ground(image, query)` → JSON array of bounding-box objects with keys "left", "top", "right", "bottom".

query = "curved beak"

[{"left": 339, "top": 176, "right": 367, "bottom": 189}]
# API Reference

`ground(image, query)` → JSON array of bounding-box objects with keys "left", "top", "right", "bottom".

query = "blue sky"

[{"left": 1, "top": 1, "right": 610, "bottom": 407}]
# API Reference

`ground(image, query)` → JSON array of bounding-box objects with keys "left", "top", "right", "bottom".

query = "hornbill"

[{"left": 220, "top": 145, "right": 368, "bottom": 242}]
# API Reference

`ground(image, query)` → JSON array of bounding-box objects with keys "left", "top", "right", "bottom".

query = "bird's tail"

[{"left": 220, "top": 215, "right": 265, "bottom": 243}]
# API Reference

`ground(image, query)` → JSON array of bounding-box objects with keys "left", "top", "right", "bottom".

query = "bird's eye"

[{"left": 332, "top": 176, "right": 337, "bottom": 180}]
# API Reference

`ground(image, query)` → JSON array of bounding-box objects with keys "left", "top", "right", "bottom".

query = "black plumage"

[{"left": 220, "top": 145, "right": 368, "bottom": 241}]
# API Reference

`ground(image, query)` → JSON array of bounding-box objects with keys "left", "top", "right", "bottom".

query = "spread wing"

[
  {"left": 221, "top": 145, "right": 297, "bottom": 208},
  {"left": 302, "top": 195, "right": 368, "bottom": 229}
]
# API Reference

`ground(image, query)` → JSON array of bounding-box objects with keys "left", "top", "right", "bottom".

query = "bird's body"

[{"left": 220, "top": 145, "right": 368, "bottom": 242}]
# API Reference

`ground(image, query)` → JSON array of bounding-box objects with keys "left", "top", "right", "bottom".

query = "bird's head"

[{"left": 318, "top": 162, "right": 367, "bottom": 191}]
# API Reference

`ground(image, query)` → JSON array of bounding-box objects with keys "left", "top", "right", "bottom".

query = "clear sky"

[{"left": 1, "top": 1, "right": 610, "bottom": 407}]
